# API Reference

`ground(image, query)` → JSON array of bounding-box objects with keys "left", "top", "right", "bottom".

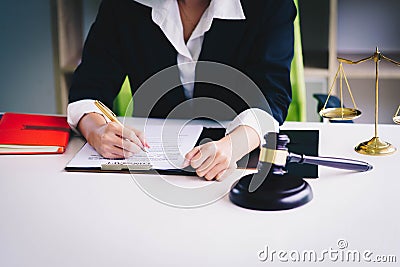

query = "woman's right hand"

[{"left": 77, "top": 113, "right": 148, "bottom": 159}]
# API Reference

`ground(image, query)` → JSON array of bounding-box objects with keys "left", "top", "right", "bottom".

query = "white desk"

[{"left": 1, "top": 120, "right": 399, "bottom": 266}]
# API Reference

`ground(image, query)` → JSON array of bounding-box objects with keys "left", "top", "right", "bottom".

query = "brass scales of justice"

[{"left": 320, "top": 47, "right": 400, "bottom": 156}]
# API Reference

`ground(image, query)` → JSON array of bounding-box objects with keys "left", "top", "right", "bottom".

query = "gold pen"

[{"left": 94, "top": 100, "right": 148, "bottom": 153}]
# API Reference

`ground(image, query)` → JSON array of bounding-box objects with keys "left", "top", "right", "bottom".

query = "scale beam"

[{"left": 320, "top": 47, "right": 399, "bottom": 156}]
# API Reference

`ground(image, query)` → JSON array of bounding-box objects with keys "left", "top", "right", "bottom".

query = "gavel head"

[{"left": 257, "top": 133, "right": 291, "bottom": 176}]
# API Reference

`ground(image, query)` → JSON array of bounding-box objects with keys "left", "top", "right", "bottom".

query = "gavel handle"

[{"left": 288, "top": 153, "right": 373, "bottom": 172}]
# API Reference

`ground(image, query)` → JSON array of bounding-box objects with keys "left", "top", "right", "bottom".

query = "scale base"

[
  {"left": 229, "top": 172, "right": 313, "bottom": 211},
  {"left": 355, "top": 137, "right": 397, "bottom": 155}
]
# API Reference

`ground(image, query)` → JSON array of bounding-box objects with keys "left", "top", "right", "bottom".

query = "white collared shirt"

[
  {"left": 136, "top": 0, "right": 245, "bottom": 98},
  {"left": 67, "top": 0, "right": 278, "bottom": 143}
]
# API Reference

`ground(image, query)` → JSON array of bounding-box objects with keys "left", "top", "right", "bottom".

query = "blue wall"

[
  {"left": 0, "top": 0, "right": 101, "bottom": 114},
  {"left": 0, "top": 0, "right": 56, "bottom": 114}
]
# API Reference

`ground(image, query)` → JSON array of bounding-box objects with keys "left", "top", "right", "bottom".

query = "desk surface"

[{"left": 1, "top": 120, "right": 399, "bottom": 266}]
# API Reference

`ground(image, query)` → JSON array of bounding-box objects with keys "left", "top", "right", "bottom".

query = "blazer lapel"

[
  {"left": 192, "top": 19, "right": 248, "bottom": 119},
  {"left": 198, "top": 19, "right": 247, "bottom": 64}
]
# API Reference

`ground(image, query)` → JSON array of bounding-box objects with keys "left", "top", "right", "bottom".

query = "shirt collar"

[
  {"left": 133, "top": 0, "right": 246, "bottom": 21},
  {"left": 211, "top": 0, "right": 245, "bottom": 20},
  {"left": 133, "top": 0, "right": 245, "bottom": 60}
]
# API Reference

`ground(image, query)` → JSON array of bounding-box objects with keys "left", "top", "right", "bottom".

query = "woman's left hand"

[
  {"left": 184, "top": 125, "right": 261, "bottom": 181},
  {"left": 184, "top": 136, "right": 236, "bottom": 181}
]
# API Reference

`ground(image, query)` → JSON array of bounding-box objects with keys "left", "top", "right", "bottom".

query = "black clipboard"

[{"left": 196, "top": 128, "right": 319, "bottom": 178}]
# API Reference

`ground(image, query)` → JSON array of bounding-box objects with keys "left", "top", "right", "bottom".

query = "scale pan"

[
  {"left": 319, "top": 108, "right": 362, "bottom": 120},
  {"left": 393, "top": 116, "right": 400, "bottom": 124}
]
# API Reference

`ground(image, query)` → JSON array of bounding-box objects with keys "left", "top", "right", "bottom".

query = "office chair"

[
  {"left": 286, "top": 0, "right": 306, "bottom": 122},
  {"left": 113, "top": 76, "right": 133, "bottom": 117}
]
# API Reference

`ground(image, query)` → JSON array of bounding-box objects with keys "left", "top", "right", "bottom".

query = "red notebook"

[{"left": 0, "top": 113, "right": 70, "bottom": 154}]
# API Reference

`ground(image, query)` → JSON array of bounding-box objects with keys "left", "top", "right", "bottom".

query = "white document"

[{"left": 66, "top": 125, "right": 203, "bottom": 171}]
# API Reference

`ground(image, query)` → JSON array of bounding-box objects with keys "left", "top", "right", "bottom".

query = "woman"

[{"left": 67, "top": 0, "right": 296, "bottom": 180}]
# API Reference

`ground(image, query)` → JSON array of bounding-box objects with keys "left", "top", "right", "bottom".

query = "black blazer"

[{"left": 69, "top": 0, "right": 296, "bottom": 125}]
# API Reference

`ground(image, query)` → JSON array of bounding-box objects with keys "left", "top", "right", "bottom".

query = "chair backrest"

[
  {"left": 286, "top": 0, "right": 307, "bottom": 122},
  {"left": 113, "top": 76, "right": 133, "bottom": 116}
]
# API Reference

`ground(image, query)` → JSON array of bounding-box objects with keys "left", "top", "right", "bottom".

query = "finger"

[
  {"left": 191, "top": 150, "right": 211, "bottom": 169},
  {"left": 121, "top": 138, "right": 142, "bottom": 154},
  {"left": 215, "top": 163, "right": 237, "bottom": 181},
  {"left": 99, "top": 145, "right": 128, "bottom": 159},
  {"left": 126, "top": 126, "right": 148, "bottom": 147},
  {"left": 109, "top": 133, "right": 142, "bottom": 154},
  {"left": 101, "top": 130, "right": 138, "bottom": 156},
  {"left": 215, "top": 169, "right": 227, "bottom": 181},
  {"left": 120, "top": 127, "right": 145, "bottom": 151},
  {"left": 182, "top": 158, "right": 190, "bottom": 168},
  {"left": 191, "top": 143, "right": 218, "bottom": 169},
  {"left": 193, "top": 142, "right": 220, "bottom": 171},
  {"left": 111, "top": 145, "right": 134, "bottom": 158},
  {"left": 196, "top": 155, "right": 218, "bottom": 177},
  {"left": 110, "top": 142, "right": 136, "bottom": 158},
  {"left": 185, "top": 146, "right": 201, "bottom": 161},
  {"left": 203, "top": 163, "right": 227, "bottom": 181},
  {"left": 202, "top": 153, "right": 236, "bottom": 180},
  {"left": 133, "top": 129, "right": 149, "bottom": 148}
]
